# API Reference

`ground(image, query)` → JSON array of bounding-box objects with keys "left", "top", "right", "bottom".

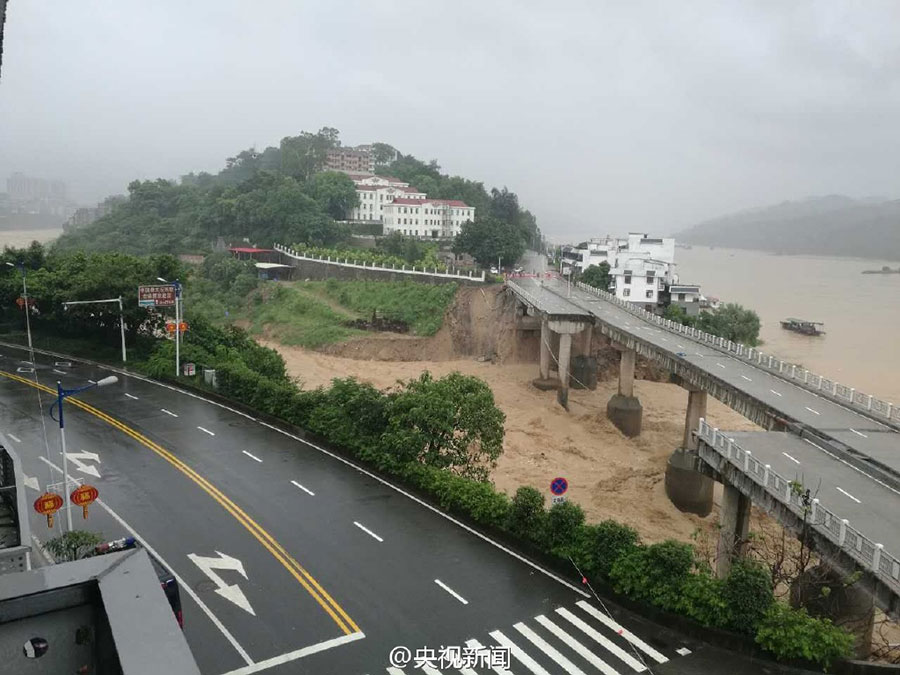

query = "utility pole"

[{"left": 157, "top": 278, "right": 182, "bottom": 376}]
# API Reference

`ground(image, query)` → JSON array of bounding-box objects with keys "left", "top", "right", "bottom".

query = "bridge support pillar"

[
  {"left": 557, "top": 333, "right": 573, "bottom": 408},
  {"left": 665, "top": 389, "right": 714, "bottom": 516},
  {"left": 539, "top": 319, "right": 551, "bottom": 380},
  {"left": 606, "top": 347, "right": 642, "bottom": 437},
  {"left": 716, "top": 482, "right": 751, "bottom": 578},
  {"left": 790, "top": 565, "right": 875, "bottom": 659}
]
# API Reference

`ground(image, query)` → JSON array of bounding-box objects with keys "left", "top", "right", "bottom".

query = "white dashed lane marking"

[
  {"left": 161, "top": 408, "right": 178, "bottom": 417},
  {"left": 242, "top": 450, "right": 262, "bottom": 463},
  {"left": 291, "top": 480, "right": 315, "bottom": 496},
  {"left": 197, "top": 426, "right": 215, "bottom": 436},
  {"left": 836, "top": 487, "right": 861, "bottom": 504}
]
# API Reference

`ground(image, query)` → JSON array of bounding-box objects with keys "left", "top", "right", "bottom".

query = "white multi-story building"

[
  {"left": 344, "top": 173, "right": 408, "bottom": 188},
  {"left": 383, "top": 198, "right": 475, "bottom": 239},
  {"left": 350, "top": 185, "right": 426, "bottom": 221},
  {"left": 609, "top": 233, "right": 677, "bottom": 310},
  {"left": 561, "top": 236, "right": 625, "bottom": 273}
]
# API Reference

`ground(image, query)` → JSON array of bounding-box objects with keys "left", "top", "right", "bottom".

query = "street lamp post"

[
  {"left": 5, "top": 261, "right": 33, "bottom": 351},
  {"left": 157, "top": 277, "right": 182, "bottom": 377},
  {"left": 62, "top": 297, "right": 127, "bottom": 362},
  {"left": 50, "top": 375, "right": 118, "bottom": 531}
]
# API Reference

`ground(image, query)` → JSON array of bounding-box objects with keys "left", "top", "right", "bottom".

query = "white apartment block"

[
  {"left": 383, "top": 198, "right": 475, "bottom": 239},
  {"left": 344, "top": 172, "right": 409, "bottom": 188},
  {"left": 349, "top": 184, "right": 426, "bottom": 221},
  {"left": 609, "top": 233, "right": 677, "bottom": 309}
]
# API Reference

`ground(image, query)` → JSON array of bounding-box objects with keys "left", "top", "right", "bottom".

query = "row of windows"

[{"left": 621, "top": 289, "right": 656, "bottom": 299}]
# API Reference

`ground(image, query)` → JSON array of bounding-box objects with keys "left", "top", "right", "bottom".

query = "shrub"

[
  {"left": 583, "top": 519, "right": 640, "bottom": 579},
  {"left": 610, "top": 540, "right": 694, "bottom": 611},
  {"left": 723, "top": 558, "right": 773, "bottom": 635},
  {"left": 755, "top": 602, "right": 854, "bottom": 670},
  {"left": 545, "top": 501, "right": 586, "bottom": 558},
  {"left": 44, "top": 530, "right": 104, "bottom": 562},
  {"left": 506, "top": 486, "right": 547, "bottom": 544}
]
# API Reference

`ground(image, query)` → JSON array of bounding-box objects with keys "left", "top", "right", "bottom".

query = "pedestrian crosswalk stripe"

[
  {"left": 459, "top": 668, "right": 478, "bottom": 675},
  {"left": 490, "top": 629, "right": 552, "bottom": 675},
  {"left": 534, "top": 615, "right": 624, "bottom": 675},
  {"left": 558, "top": 607, "right": 651, "bottom": 671},
  {"left": 575, "top": 601, "right": 668, "bottom": 664},
  {"left": 465, "top": 639, "right": 514, "bottom": 675},
  {"left": 387, "top": 668, "right": 405, "bottom": 675},
  {"left": 421, "top": 666, "right": 441, "bottom": 675},
  {"left": 514, "top": 622, "right": 590, "bottom": 675}
]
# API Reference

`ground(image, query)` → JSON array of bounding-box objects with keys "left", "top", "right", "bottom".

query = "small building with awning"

[
  {"left": 228, "top": 246, "right": 277, "bottom": 262},
  {"left": 254, "top": 262, "right": 293, "bottom": 281}
]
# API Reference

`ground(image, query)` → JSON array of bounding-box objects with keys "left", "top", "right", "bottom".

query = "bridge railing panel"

[{"left": 697, "top": 419, "right": 898, "bottom": 593}]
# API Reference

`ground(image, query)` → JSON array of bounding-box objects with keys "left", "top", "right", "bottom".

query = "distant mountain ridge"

[{"left": 675, "top": 195, "right": 900, "bottom": 261}]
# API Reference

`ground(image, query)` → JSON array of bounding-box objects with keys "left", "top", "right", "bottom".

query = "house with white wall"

[{"left": 383, "top": 198, "right": 475, "bottom": 239}]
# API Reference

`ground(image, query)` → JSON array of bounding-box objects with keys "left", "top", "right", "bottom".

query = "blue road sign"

[{"left": 550, "top": 477, "right": 568, "bottom": 496}]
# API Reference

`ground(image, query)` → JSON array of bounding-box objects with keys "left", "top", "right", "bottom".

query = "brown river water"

[{"left": 676, "top": 246, "right": 900, "bottom": 406}]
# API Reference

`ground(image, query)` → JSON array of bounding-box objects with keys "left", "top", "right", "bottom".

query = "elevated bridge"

[{"left": 507, "top": 276, "right": 900, "bottom": 645}]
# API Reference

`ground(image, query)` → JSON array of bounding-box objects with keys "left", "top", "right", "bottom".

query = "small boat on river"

[{"left": 780, "top": 318, "right": 825, "bottom": 336}]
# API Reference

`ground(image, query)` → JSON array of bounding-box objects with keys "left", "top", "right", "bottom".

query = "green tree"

[
  {"left": 44, "top": 530, "right": 104, "bottom": 562},
  {"left": 580, "top": 262, "right": 611, "bottom": 291},
  {"left": 385, "top": 372, "right": 505, "bottom": 480},
  {"left": 280, "top": 127, "right": 341, "bottom": 181},
  {"left": 306, "top": 171, "right": 359, "bottom": 220},
  {"left": 697, "top": 303, "right": 761, "bottom": 345},
  {"left": 506, "top": 486, "right": 547, "bottom": 543},
  {"left": 453, "top": 217, "right": 526, "bottom": 269},
  {"left": 371, "top": 142, "right": 399, "bottom": 167}
]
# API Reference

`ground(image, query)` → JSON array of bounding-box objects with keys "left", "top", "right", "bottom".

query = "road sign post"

[{"left": 550, "top": 476, "right": 569, "bottom": 505}]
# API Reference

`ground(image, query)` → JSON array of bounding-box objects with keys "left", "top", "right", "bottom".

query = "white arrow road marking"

[
  {"left": 434, "top": 579, "right": 468, "bottom": 605},
  {"left": 23, "top": 474, "right": 39, "bottom": 491},
  {"left": 7, "top": 433, "right": 21, "bottom": 443},
  {"left": 188, "top": 551, "right": 256, "bottom": 616},
  {"left": 291, "top": 480, "right": 315, "bottom": 496},
  {"left": 64, "top": 451, "right": 101, "bottom": 478},
  {"left": 16, "top": 367, "right": 34, "bottom": 374}
]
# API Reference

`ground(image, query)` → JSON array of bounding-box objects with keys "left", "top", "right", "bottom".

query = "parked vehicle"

[{"left": 94, "top": 537, "right": 183, "bottom": 628}]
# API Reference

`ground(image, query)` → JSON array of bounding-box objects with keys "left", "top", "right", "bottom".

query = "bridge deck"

[
  {"left": 722, "top": 430, "right": 900, "bottom": 560},
  {"left": 508, "top": 278, "right": 591, "bottom": 320}
]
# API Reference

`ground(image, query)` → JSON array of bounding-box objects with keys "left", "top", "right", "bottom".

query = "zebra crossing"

[{"left": 383, "top": 599, "right": 687, "bottom": 674}]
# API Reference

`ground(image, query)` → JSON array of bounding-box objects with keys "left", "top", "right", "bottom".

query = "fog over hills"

[{"left": 675, "top": 196, "right": 900, "bottom": 260}]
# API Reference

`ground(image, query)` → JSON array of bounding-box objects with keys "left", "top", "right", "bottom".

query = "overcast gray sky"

[{"left": 2, "top": 0, "right": 899, "bottom": 240}]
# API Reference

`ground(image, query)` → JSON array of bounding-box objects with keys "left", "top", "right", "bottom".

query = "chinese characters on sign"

[{"left": 138, "top": 284, "right": 177, "bottom": 307}]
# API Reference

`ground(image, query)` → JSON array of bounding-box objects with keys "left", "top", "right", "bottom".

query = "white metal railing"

[
  {"left": 696, "top": 419, "right": 898, "bottom": 592},
  {"left": 274, "top": 243, "right": 486, "bottom": 282},
  {"left": 572, "top": 280, "right": 898, "bottom": 426}
]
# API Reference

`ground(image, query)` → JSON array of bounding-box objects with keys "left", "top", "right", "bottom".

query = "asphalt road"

[{"left": 0, "top": 344, "right": 809, "bottom": 675}]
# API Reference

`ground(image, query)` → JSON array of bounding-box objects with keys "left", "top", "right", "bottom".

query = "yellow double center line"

[{"left": 1, "top": 370, "right": 360, "bottom": 635}]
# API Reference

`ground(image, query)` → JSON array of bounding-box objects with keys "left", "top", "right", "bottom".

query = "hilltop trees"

[{"left": 453, "top": 217, "right": 526, "bottom": 269}]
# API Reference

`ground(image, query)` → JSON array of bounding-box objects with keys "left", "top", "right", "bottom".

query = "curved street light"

[{"left": 49, "top": 375, "right": 118, "bottom": 531}]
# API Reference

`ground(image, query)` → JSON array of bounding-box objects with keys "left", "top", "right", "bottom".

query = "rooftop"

[{"left": 389, "top": 197, "right": 471, "bottom": 207}]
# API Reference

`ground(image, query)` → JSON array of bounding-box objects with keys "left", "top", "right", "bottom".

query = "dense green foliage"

[
  {"left": 580, "top": 262, "right": 611, "bottom": 290},
  {"left": 453, "top": 217, "right": 527, "bottom": 268},
  {"left": 663, "top": 302, "right": 762, "bottom": 346},
  {"left": 755, "top": 603, "right": 854, "bottom": 670},
  {"left": 1, "top": 243, "right": 180, "bottom": 350},
  {"left": 54, "top": 128, "right": 540, "bottom": 265}
]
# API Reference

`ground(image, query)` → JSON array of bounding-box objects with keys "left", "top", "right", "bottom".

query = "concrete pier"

[
  {"left": 716, "top": 482, "right": 751, "bottom": 578},
  {"left": 665, "top": 389, "right": 715, "bottom": 516},
  {"left": 539, "top": 319, "right": 551, "bottom": 380},
  {"left": 607, "top": 347, "right": 643, "bottom": 437}
]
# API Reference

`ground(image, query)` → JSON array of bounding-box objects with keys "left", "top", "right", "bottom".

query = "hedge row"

[{"left": 206, "top": 357, "right": 854, "bottom": 670}]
